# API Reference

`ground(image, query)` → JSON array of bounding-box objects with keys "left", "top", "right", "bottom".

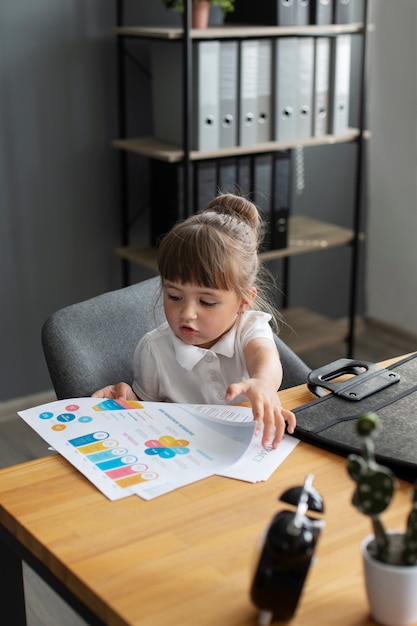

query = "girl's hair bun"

[{"left": 203, "top": 193, "right": 260, "bottom": 232}]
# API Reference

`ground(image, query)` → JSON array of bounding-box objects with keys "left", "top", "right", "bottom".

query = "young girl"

[{"left": 93, "top": 193, "right": 296, "bottom": 448}]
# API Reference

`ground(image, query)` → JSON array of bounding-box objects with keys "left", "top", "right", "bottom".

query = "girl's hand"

[
  {"left": 91, "top": 382, "right": 138, "bottom": 400},
  {"left": 225, "top": 379, "right": 296, "bottom": 448}
]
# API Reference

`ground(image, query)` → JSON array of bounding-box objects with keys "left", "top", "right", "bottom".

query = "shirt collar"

[{"left": 169, "top": 324, "right": 237, "bottom": 371}]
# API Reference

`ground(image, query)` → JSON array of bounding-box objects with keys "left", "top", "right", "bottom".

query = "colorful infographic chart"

[{"left": 19, "top": 398, "right": 256, "bottom": 500}]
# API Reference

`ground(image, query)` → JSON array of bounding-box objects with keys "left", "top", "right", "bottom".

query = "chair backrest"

[
  {"left": 42, "top": 276, "right": 310, "bottom": 399},
  {"left": 42, "top": 277, "right": 165, "bottom": 399}
]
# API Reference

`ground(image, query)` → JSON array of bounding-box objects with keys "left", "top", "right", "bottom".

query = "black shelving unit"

[{"left": 113, "top": 0, "right": 371, "bottom": 357}]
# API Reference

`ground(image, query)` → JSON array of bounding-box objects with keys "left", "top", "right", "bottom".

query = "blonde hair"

[{"left": 157, "top": 193, "right": 281, "bottom": 331}]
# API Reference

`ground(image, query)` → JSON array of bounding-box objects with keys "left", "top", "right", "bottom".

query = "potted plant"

[
  {"left": 347, "top": 412, "right": 417, "bottom": 626},
  {"left": 161, "top": 0, "right": 235, "bottom": 29}
]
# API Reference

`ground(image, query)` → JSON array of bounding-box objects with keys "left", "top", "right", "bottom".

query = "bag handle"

[{"left": 307, "top": 358, "right": 400, "bottom": 401}]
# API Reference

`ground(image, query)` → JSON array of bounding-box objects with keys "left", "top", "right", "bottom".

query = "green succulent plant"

[
  {"left": 161, "top": 0, "right": 236, "bottom": 15},
  {"left": 347, "top": 412, "right": 417, "bottom": 565}
]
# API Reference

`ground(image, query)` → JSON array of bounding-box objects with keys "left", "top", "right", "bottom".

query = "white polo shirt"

[{"left": 132, "top": 310, "right": 275, "bottom": 404}]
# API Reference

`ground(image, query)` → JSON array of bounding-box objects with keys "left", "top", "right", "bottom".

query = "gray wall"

[
  {"left": 0, "top": 1, "right": 122, "bottom": 401},
  {"left": 367, "top": 0, "right": 417, "bottom": 335}
]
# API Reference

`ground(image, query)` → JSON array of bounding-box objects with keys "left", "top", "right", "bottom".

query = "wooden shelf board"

[
  {"left": 115, "top": 215, "right": 364, "bottom": 272},
  {"left": 115, "top": 216, "right": 359, "bottom": 269},
  {"left": 260, "top": 215, "right": 361, "bottom": 261},
  {"left": 280, "top": 307, "right": 352, "bottom": 353},
  {"left": 113, "top": 23, "right": 364, "bottom": 40},
  {"left": 112, "top": 130, "right": 361, "bottom": 163},
  {"left": 115, "top": 245, "right": 159, "bottom": 272},
  {"left": 112, "top": 138, "right": 184, "bottom": 163}
]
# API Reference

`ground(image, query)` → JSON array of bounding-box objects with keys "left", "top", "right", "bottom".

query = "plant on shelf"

[
  {"left": 347, "top": 412, "right": 417, "bottom": 566},
  {"left": 161, "top": 0, "right": 236, "bottom": 15}
]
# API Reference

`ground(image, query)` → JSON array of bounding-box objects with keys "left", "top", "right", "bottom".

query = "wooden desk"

[{"left": 0, "top": 375, "right": 415, "bottom": 626}]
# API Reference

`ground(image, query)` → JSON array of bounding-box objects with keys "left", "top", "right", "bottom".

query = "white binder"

[
  {"left": 151, "top": 40, "right": 220, "bottom": 151},
  {"left": 296, "top": 0, "right": 312, "bottom": 25},
  {"left": 238, "top": 40, "right": 259, "bottom": 146},
  {"left": 330, "top": 34, "right": 352, "bottom": 135},
  {"left": 274, "top": 37, "right": 298, "bottom": 142},
  {"left": 193, "top": 41, "right": 221, "bottom": 151},
  {"left": 297, "top": 37, "right": 314, "bottom": 139},
  {"left": 219, "top": 41, "right": 238, "bottom": 149},
  {"left": 257, "top": 39, "right": 273, "bottom": 143},
  {"left": 334, "top": 0, "right": 354, "bottom": 24},
  {"left": 312, "top": 0, "right": 333, "bottom": 25},
  {"left": 278, "top": 0, "right": 296, "bottom": 25},
  {"left": 313, "top": 37, "right": 331, "bottom": 136}
]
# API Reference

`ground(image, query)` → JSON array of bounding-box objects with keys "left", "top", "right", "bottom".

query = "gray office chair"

[{"left": 42, "top": 276, "right": 310, "bottom": 400}]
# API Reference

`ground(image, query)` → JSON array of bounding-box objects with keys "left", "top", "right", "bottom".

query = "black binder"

[
  {"left": 150, "top": 160, "right": 185, "bottom": 245},
  {"left": 253, "top": 153, "right": 274, "bottom": 249},
  {"left": 293, "top": 353, "right": 417, "bottom": 482},
  {"left": 271, "top": 151, "right": 291, "bottom": 249},
  {"left": 194, "top": 160, "right": 218, "bottom": 211}
]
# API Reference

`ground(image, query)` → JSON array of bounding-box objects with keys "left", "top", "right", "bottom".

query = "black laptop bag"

[{"left": 293, "top": 353, "right": 417, "bottom": 482}]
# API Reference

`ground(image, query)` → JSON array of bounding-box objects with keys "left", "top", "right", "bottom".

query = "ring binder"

[
  {"left": 272, "top": 151, "right": 291, "bottom": 249},
  {"left": 274, "top": 38, "right": 314, "bottom": 141},
  {"left": 219, "top": 41, "right": 238, "bottom": 148},
  {"left": 313, "top": 37, "right": 331, "bottom": 136},
  {"left": 151, "top": 40, "right": 221, "bottom": 151},
  {"left": 193, "top": 41, "right": 221, "bottom": 151},
  {"left": 257, "top": 39, "right": 273, "bottom": 143},
  {"left": 297, "top": 37, "right": 314, "bottom": 139},
  {"left": 330, "top": 34, "right": 352, "bottom": 135},
  {"left": 296, "top": 0, "right": 312, "bottom": 26},
  {"left": 312, "top": 0, "right": 333, "bottom": 25},
  {"left": 334, "top": 0, "right": 354, "bottom": 24},
  {"left": 274, "top": 37, "right": 298, "bottom": 141},
  {"left": 238, "top": 40, "right": 259, "bottom": 146}
]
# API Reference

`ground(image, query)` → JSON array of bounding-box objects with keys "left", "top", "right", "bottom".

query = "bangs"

[{"left": 157, "top": 224, "right": 237, "bottom": 291}]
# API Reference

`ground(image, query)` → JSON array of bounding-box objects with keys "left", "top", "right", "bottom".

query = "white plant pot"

[{"left": 362, "top": 534, "right": 417, "bottom": 626}]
